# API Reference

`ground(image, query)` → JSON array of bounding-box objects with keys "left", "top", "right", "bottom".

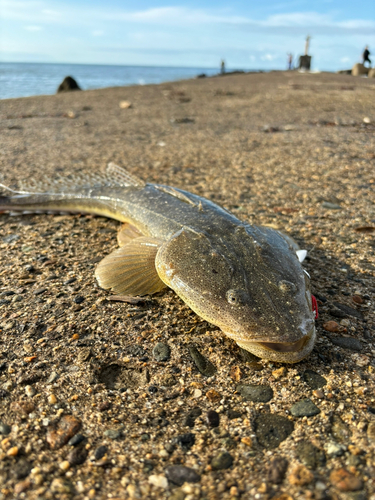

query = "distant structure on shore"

[{"left": 298, "top": 36, "right": 312, "bottom": 71}]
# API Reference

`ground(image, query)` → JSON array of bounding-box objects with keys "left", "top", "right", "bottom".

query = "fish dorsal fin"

[
  {"left": 106, "top": 162, "right": 145, "bottom": 188},
  {"left": 95, "top": 237, "right": 166, "bottom": 296},
  {"left": 6, "top": 163, "right": 145, "bottom": 195}
]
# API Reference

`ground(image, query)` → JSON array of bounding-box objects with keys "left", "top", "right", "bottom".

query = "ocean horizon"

[{"left": 0, "top": 62, "right": 235, "bottom": 100}]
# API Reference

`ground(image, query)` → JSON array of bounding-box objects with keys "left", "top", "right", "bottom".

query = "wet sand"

[{"left": 0, "top": 71, "right": 375, "bottom": 499}]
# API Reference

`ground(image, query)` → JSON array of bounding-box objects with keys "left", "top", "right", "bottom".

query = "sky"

[{"left": 1, "top": 0, "right": 375, "bottom": 71}]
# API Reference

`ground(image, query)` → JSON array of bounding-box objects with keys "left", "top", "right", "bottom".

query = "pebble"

[
  {"left": 25, "top": 385, "right": 36, "bottom": 397},
  {"left": 288, "top": 464, "right": 314, "bottom": 486},
  {"left": 59, "top": 460, "right": 70, "bottom": 471},
  {"left": 268, "top": 457, "right": 288, "bottom": 484},
  {"left": 272, "top": 367, "right": 286, "bottom": 379},
  {"left": 329, "top": 336, "right": 362, "bottom": 351},
  {"left": 329, "top": 468, "right": 363, "bottom": 491},
  {"left": 211, "top": 451, "right": 233, "bottom": 470},
  {"left": 227, "top": 409, "right": 242, "bottom": 420},
  {"left": 236, "top": 383, "right": 273, "bottom": 403},
  {"left": 94, "top": 445, "right": 108, "bottom": 460},
  {"left": 152, "top": 342, "right": 171, "bottom": 362},
  {"left": 46, "top": 415, "right": 81, "bottom": 449},
  {"left": 13, "top": 458, "right": 31, "bottom": 478},
  {"left": 67, "top": 445, "right": 88, "bottom": 465},
  {"left": 74, "top": 295, "right": 84, "bottom": 304},
  {"left": 104, "top": 428, "right": 122, "bottom": 440},
  {"left": 119, "top": 100, "right": 132, "bottom": 109},
  {"left": 11, "top": 400, "right": 35, "bottom": 415},
  {"left": 322, "top": 320, "right": 343, "bottom": 333},
  {"left": 148, "top": 474, "right": 168, "bottom": 489},
  {"left": 229, "top": 365, "right": 242, "bottom": 381},
  {"left": 7, "top": 446, "right": 19, "bottom": 456},
  {"left": 296, "top": 440, "right": 326, "bottom": 469},
  {"left": 48, "top": 394, "right": 57, "bottom": 404},
  {"left": 174, "top": 433, "right": 195, "bottom": 450},
  {"left": 290, "top": 398, "right": 320, "bottom": 417},
  {"left": 33, "top": 288, "right": 47, "bottom": 296},
  {"left": 206, "top": 410, "right": 220, "bottom": 428},
  {"left": 367, "top": 421, "right": 375, "bottom": 443},
  {"left": 0, "top": 422, "right": 11, "bottom": 435},
  {"left": 205, "top": 389, "right": 221, "bottom": 402},
  {"left": 68, "top": 433, "right": 85, "bottom": 446},
  {"left": 165, "top": 465, "right": 201, "bottom": 486},
  {"left": 50, "top": 478, "right": 75, "bottom": 494},
  {"left": 188, "top": 345, "right": 216, "bottom": 376},
  {"left": 302, "top": 369, "right": 327, "bottom": 389},
  {"left": 325, "top": 441, "right": 346, "bottom": 457},
  {"left": 184, "top": 407, "right": 202, "bottom": 427},
  {"left": 47, "top": 371, "right": 59, "bottom": 383},
  {"left": 193, "top": 389, "right": 202, "bottom": 398},
  {"left": 254, "top": 414, "right": 294, "bottom": 449},
  {"left": 321, "top": 201, "right": 341, "bottom": 210},
  {"left": 331, "top": 415, "right": 351, "bottom": 442}
]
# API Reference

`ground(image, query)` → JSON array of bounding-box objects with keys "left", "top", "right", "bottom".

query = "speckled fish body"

[{"left": 0, "top": 163, "right": 316, "bottom": 362}]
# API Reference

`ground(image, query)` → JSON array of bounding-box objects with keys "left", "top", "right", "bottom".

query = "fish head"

[{"left": 155, "top": 225, "right": 316, "bottom": 363}]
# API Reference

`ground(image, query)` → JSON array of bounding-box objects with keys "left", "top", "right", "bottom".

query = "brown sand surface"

[{"left": 0, "top": 71, "right": 375, "bottom": 499}]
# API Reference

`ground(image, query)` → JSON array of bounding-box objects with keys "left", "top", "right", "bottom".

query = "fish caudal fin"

[{"left": 95, "top": 237, "right": 166, "bottom": 296}]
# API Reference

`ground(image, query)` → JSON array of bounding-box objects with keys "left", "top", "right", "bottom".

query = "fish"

[{"left": 0, "top": 163, "right": 316, "bottom": 362}]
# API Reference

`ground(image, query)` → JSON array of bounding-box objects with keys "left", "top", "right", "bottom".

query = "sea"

[{"left": 0, "top": 62, "right": 221, "bottom": 100}]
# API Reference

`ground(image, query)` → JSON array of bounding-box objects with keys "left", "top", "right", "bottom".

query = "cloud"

[{"left": 25, "top": 25, "right": 42, "bottom": 31}]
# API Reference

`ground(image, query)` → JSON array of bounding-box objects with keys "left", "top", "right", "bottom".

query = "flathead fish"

[{"left": 0, "top": 163, "right": 316, "bottom": 362}]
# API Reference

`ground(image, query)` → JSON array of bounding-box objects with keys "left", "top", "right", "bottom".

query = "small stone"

[
  {"left": 241, "top": 436, "right": 252, "bottom": 447},
  {"left": 174, "top": 433, "right": 195, "bottom": 450},
  {"left": 11, "top": 400, "right": 35, "bottom": 415},
  {"left": 94, "top": 445, "right": 108, "bottom": 460},
  {"left": 193, "top": 389, "right": 202, "bottom": 398},
  {"left": 46, "top": 415, "right": 81, "bottom": 450},
  {"left": 288, "top": 465, "right": 314, "bottom": 486},
  {"left": 302, "top": 369, "right": 327, "bottom": 389},
  {"left": 268, "top": 457, "right": 288, "bottom": 484},
  {"left": 206, "top": 410, "right": 220, "bottom": 428},
  {"left": 119, "top": 100, "right": 132, "bottom": 109},
  {"left": 126, "top": 484, "right": 141, "bottom": 498},
  {"left": 331, "top": 415, "right": 351, "bottom": 442},
  {"left": 25, "top": 385, "right": 36, "bottom": 397},
  {"left": 98, "top": 401, "right": 111, "bottom": 411},
  {"left": 152, "top": 342, "right": 171, "bottom": 362},
  {"left": 236, "top": 384, "right": 273, "bottom": 403},
  {"left": 363, "top": 116, "right": 371, "bottom": 124},
  {"left": 323, "top": 321, "right": 343, "bottom": 332},
  {"left": 14, "top": 479, "right": 31, "bottom": 494},
  {"left": 7, "top": 446, "right": 19, "bottom": 456},
  {"left": 230, "top": 365, "right": 242, "bottom": 381},
  {"left": 313, "top": 389, "right": 324, "bottom": 398},
  {"left": 104, "top": 428, "right": 122, "bottom": 440},
  {"left": 13, "top": 458, "right": 31, "bottom": 478},
  {"left": 367, "top": 421, "right": 375, "bottom": 443},
  {"left": 325, "top": 441, "right": 346, "bottom": 457},
  {"left": 68, "top": 445, "right": 88, "bottom": 465},
  {"left": 352, "top": 294, "right": 364, "bottom": 304},
  {"left": 296, "top": 441, "right": 326, "bottom": 469},
  {"left": 272, "top": 367, "right": 286, "bottom": 379},
  {"left": 47, "top": 371, "right": 59, "bottom": 383},
  {"left": 329, "top": 336, "right": 362, "bottom": 351},
  {"left": 0, "top": 422, "right": 11, "bottom": 435},
  {"left": 59, "top": 460, "right": 70, "bottom": 471},
  {"left": 211, "top": 451, "right": 233, "bottom": 470},
  {"left": 50, "top": 478, "right": 75, "bottom": 494},
  {"left": 68, "top": 433, "right": 85, "bottom": 446},
  {"left": 329, "top": 468, "right": 363, "bottom": 491},
  {"left": 33, "top": 287, "right": 47, "bottom": 295},
  {"left": 165, "top": 465, "right": 201, "bottom": 486},
  {"left": 322, "top": 201, "right": 341, "bottom": 210},
  {"left": 254, "top": 414, "right": 294, "bottom": 449},
  {"left": 227, "top": 409, "right": 242, "bottom": 420},
  {"left": 148, "top": 474, "right": 168, "bottom": 489},
  {"left": 188, "top": 345, "right": 216, "bottom": 376},
  {"left": 206, "top": 389, "right": 221, "bottom": 402},
  {"left": 48, "top": 394, "right": 57, "bottom": 404},
  {"left": 290, "top": 398, "right": 320, "bottom": 417},
  {"left": 184, "top": 407, "right": 202, "bottom": 427}
]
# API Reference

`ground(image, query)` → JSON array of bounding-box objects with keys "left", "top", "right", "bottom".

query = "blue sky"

[{"left": 1, "top": 0, "right": 374, "bottom": 70}]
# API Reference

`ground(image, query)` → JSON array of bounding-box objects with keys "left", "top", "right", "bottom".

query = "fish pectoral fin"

[
  {"left": 95, "top": 237, "right": 166, "bottom": 296},
  {"left": 117, "top": 223, "right": 144, "bottom": 247}
]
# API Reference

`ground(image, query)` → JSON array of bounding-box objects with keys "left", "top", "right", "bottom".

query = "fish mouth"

[
  {"left": 256, "top": 335, "right": 310, "bottom": 353},
  {"left": 235, "top": 326, "right": 316, "bottom": 363}
]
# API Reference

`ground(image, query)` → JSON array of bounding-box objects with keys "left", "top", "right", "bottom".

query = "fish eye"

[
  {"left": 226, "top": 289, "right": 246, "bottom": 306},
  {"left": 278, "top": 280, "right": 297, "bottom": 294}
]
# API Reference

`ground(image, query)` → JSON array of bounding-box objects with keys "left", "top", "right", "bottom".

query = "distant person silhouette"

[
  {"left": 287, "top": 53, "right": 293, "bottom": 70},
  {"left": 363, "top": 46, "right": 371, "bottom": 67},
  {"left": 220, "top": 60, "right": 226, "bottom": 74}
]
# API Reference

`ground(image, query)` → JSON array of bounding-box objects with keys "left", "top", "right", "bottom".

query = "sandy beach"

[{"left": 0, "top": 71, "right": 375, "bottom": 499}]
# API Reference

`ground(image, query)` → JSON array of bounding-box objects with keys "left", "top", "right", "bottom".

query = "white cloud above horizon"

[{"left": 1, "top": 0, "right": 374, "bottom": 70}]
